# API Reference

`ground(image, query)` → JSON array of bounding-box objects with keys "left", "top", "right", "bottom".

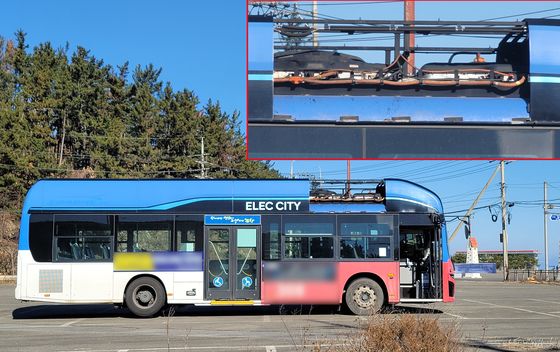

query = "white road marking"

[
  {"left": 57, "top": 344, "right": 344, "bottom": 352},
  {"left": 463, "top": 299, "right": 560, "bottom": 318},
  {"left": 528, "top": 298, "right": 560, "bottom": 305},
  {"left": 60, "top": 318, "right": 85, "bottom": 327},
  {"left": 262, "top": 315, "right": 271, "bottom": 322},
  {"left": 265, "top": 346, "right": 277, "bottom": 352},
  {"left": 443, "top": 312, "right": 467, "bottom": 320},
  {"left": 439, "top": 317, "right": 554, "bottom": 320}
]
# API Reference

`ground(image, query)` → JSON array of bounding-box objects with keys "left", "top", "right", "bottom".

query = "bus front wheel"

[
  {"left": 345, "top": 278, "right": 384, "bottom": 315},
  {"left": 125, "top": 276, "right": 166, "bottom": 317}
]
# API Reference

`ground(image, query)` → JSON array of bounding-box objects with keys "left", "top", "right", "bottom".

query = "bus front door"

[{"left": 205, "top": 226, "right": 260, "bottom": 301}]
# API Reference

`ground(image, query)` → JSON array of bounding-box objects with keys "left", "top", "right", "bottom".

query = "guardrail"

[{"left": 507, "top": 269, "right": 560, "bottom": 282}]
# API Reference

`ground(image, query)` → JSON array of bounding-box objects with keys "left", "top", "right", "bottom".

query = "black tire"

[
  {"left": 125, "top": 276, "right": 166, "bottom": 317},
  {"left": 344, "top": 278, "right": 385, "bottom": 315}
]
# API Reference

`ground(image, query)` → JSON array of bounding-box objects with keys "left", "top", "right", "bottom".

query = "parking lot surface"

[{"left": 1, "top": 279, "right": 559, "bottom": 351}]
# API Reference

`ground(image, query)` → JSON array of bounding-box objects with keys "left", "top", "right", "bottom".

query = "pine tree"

[{"left": 0, "top": 31, "right": 281, "bottom": 215}]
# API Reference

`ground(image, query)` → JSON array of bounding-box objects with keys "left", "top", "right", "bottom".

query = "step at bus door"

[{"left": 204, "top": 226, "right": 260, "bottom": 301}]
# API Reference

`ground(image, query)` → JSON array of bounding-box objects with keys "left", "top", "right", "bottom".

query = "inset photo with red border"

[{"left": 246, "top": 0, "right": 560, "bottom": 159}]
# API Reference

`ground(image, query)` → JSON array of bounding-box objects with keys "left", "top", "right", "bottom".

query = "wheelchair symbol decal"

[
  {"left": 213, "top": 276, "right": 224, "bottom": 288},
  {"left": 241, "top": 276, "right": 253, "bottom": 288}
]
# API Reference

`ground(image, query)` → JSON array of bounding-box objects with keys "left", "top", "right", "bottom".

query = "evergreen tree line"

[
  {"left": 451, "top": 252, "right": 538, "bottom": 270},
  {"left": 0, "top": 31, "right": 279, "bottom": 274},
  {"left": 0, "top": 30, "right": 279, "bottom": 213}
]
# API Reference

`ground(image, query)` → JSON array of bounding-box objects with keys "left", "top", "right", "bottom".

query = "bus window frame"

[
  {"left": 336, "top": 214, "right": 398, "bottom": 262},
  {"left": 281, "top": 214, "right": 337, "bottom": 261},
  {"left": 51, "top": 213, "right": 114, "bottom": 263}
]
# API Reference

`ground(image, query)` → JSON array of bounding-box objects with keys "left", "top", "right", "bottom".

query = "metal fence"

[{"left": 507, "top": 269, "right": 560, "bottom": 282}]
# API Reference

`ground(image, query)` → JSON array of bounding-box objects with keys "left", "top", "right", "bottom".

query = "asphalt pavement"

[{"left": 1, "top": 279, "right": 559, "bottom": 351}]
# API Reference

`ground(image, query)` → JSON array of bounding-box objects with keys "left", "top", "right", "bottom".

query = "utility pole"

[
  {"left": 404, "top": 0, "right": 415, "bottom": 75},
  {"left": 500, "top": 160, "right": 509, "bottom": 280},
  {"left": 450, "top": 163, "right": 500, "bottom": 242},
  {"left": 544, "top": 181, "right": 549, "bottom": 276},
  {"left": 346, "top": 160, "right": 351, "bottom": 196},
  {"left": 58, "top": 109, "right": 67, "bottom": 166},
  {"left": 312, "top": 0, "right": 318, "bottom": 47}
]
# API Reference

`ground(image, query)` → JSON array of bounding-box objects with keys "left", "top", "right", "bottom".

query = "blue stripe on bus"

[
  {"left": 530, "top": 75, "right": 560, "bottom": 84},
  {"left": 248, "top": 73, "right": 273, "bottom": 81},
  {"left": 27, "top": 197, "right": 309, "bottom": 212}
]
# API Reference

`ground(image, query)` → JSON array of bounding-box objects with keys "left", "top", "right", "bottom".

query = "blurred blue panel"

[
  {"left": 153, "top": 252, "right": 203, "bottom": 272},
  {"left": 274, "top": 95, "right": 528, "bottom": 122}
]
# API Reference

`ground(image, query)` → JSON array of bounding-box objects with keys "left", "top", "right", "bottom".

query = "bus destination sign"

[
  {"left": 204, "top": 215, "right": 262, "bottom": 225},
  {"left": 232, "top": 199, "right": 309, "bottom": 213}
]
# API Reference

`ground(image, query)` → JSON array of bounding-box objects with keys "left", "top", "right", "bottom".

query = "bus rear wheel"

[
  {"left": 345, "top": 278, "right": 384, "bottom": 315},
  {"left": 125, "top": 276, "right": 166, "bottom": 317}
]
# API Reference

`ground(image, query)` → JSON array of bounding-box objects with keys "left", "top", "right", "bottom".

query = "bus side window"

[
  {"left": 262, "top": 215, "right": 281, "bottom": 260},
  {"left": 338, "top": 215, "right": 395, "bottom": 260},
  {"left": 283, "top": 215, "right": 335, "bottom": 259},
  {"left": 175, "top": 215, "right": 204, "bottom": 252},
  {"left": 53, "top": 214, "right": 113, "bottom": 261},
  {"left": 29, "top": 214, "right": 54, "bottom": 262},
  {"left": 115, "top": 215, "right": 173, "bottom": 252}
]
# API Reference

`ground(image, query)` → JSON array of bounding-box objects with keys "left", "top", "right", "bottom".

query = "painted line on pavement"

[
  {"left": 528, "top": 298, "right": 560, "bottom": 305},
  {"left": 60, "top": 318, "right": 85, "bottom": 327},
  {"left": 463, "top": 299, "right": 560, "bottom": 318},
  {"left": 57, "top": 344, "right": 344, "bottom": 352},
  {"left": 443, "top": 312, "right": 467, "bottom": 320}
]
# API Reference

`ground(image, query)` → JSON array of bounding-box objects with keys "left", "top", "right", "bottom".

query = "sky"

[
  {"left": 3, "top": 1, "right": 560, "bottom": 268},
  {"left": 0, "top": 0, "right": 247, "bottom": 119}
]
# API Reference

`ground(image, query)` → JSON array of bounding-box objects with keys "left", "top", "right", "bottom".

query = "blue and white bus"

[{"left": 15, "top": 179, "right": 455, "bottom": 317}]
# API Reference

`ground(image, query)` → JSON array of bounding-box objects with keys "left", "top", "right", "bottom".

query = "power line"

[
  {"left": 445, "top": 202, "right": 500, "bottom": 215},
  {"left": 275, "top": 5, "right": 560, "bottom": 46},
  {"left": 317, "top": 160, "right": 423, "bottom": 176},
  {"left": 297, "top": 1, "right": 400, "bottom": 6},
  {"left": 481, "top": 7, "right": 560, "bottom": 21},
  {"left": 413, "top": 163, "right": 497, "bottom": 184}
]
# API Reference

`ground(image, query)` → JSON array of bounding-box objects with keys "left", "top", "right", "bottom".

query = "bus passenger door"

[
  {"left": 399, "top": 227, "right": 442, "bottom": 300},
  {"left": 205, "top": 226, "right": 260, "bottom": 301}
]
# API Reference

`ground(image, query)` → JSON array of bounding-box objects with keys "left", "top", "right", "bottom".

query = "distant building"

[{"left": 453, "top": 250, "right": 538, "bottom": 270}]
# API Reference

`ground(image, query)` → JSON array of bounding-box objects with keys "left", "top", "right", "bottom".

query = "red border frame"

[{"left": 245, "top": 0, "right": 560, "bottom": 161}]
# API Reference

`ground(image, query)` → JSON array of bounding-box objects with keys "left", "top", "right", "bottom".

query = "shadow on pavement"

[
  {"left": 387, "top": 305, "right": 444, "bottom": 315},
  {"left": 13, "top": 303, "right": 443, "bottom": 320},
  {"left": 12, "top": 304, "right": 131, "bottom": 319}
]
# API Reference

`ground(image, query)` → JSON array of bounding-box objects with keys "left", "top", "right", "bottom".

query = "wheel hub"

[
  {"left": 134, "top": 284, "right": 156, "bottom": 307},
  {"left": 137, "top": 290, "right": 153, "bottom": 304},
  {"left": 354, "top": 285, "right": 376, "bottom": 309}
]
